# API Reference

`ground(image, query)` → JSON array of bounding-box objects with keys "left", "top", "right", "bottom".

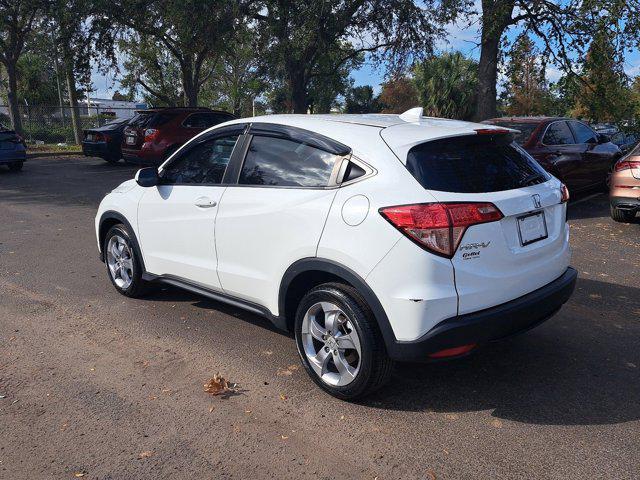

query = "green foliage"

[
  {"left": 413, "top": 52, "right": 477, "bottom": 120},
  {"left": 15, "top": 52, "right": 60, "bottom": 104},
  {"left": 344, "top": 86, "right": 381, "bottom": 113},
  {"left": 570, "top": 27, "right": 635, "bottom": 123}
]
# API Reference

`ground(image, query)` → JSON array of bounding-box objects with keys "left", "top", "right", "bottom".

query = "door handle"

[{"left": 194, "top": 197, "right": 217, "bottom": 208}]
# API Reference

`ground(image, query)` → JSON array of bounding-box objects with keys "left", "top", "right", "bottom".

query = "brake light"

[
  {"left": 560, "top": 184, "right": 569, "bottom": 203},
  {"left": 614, "top": 159, "right": 640, "bottom": 172},
  {"left": 144, "top": 128, "right": 159, "bottom": 142},
  {"left": 474, "top": 128, "right": 511, "bottom": 135},
  {"left": 379, "top": 202, "right": 503, "bottom": 258}
]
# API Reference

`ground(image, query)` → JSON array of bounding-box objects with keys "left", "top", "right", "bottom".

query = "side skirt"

[{"left": 142, "top": 272, "right": 288, "bottom": 332}]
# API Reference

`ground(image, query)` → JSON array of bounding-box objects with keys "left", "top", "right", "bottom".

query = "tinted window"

[
  {"left": 570, "top": 122, "right": 597, "bottom": 144},
  {"left": 239, "top": 136, "right": 338, "bottom": 187},
  {"left": 406, "top": 134, "right": 550, "bottom": 193},
  {"left": 184, "top": 112, "right": 233, "bottom": 128},
  {"left": 129, "top": 112, "right": 176, "bottom": 129},
  {"left": 161, "top": 136, "right": 238, "bottom": 184},
  {"left": 489, "top": 122, "right": 538, "bottom": 145},
  {"left": 543, "top": 122, "right": 574, "bottom": 145}
]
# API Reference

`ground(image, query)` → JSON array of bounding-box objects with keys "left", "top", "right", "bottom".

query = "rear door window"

[
  {"left": 569, "top": 121, "right": 598, "bottom": 144},
  {"left": 543, "top": 121, "right": 574, "bottom": 145},
  {"left": 239, "top": 136, "right": 338, "bottom": 187},
  {"left": 406, "top": 134, "right": 550, "bottom": 193}
]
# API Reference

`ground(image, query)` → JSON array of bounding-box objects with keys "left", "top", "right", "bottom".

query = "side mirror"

[
  {"left": 135, "top": 167, "right": 159, "bottom": 187},
  {"left": 597, "top": 134, "right": 610, "bottom": 144}
]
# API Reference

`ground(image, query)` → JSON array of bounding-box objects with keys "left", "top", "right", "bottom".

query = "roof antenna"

[{"left": 399, "top": 107, "right": 424, "bottom": 122}]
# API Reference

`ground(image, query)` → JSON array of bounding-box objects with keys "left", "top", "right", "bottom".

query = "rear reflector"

[
  {"left": 428, "top": 344, "right": 476, "bottom": 359},
  {"left": 474, "top": 128, "right": 511, "bottom": 135},
  {"left": 379, "top": 202, "right": 503, "bottom": 258},
  {"left": 560, "top": 184, "right": 569, "bottom": 203}
]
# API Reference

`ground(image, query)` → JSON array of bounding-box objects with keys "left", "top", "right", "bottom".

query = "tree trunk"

[
  {"left": 5, "top": 61, "right": 23, "bottom": 135},
  {"left": 474, "top": 0, "right": 515, "bottom": 121},
  {"left": 182, "top": 67, "right": 198, "bottom": 107},
  {"left": 290, "top": 74, "right": 308, "bottom": 114},
  {"left": 64, "top": 58, "right": 83, "bottom": 145},
  {"left": 475, "top": 33, "right": 501, "bottom": 121}
]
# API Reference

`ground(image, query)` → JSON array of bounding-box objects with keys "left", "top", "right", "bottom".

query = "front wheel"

[
  {"left": 294, "top": 282, "right": 394, "bottom": 400},
  {"left": 104, "top": 224, "right": 151, "bottom": 297}
]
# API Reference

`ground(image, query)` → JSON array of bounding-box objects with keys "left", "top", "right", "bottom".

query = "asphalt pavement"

[{"left": 1, "top": 156, "right": 639, "bottom": 479}]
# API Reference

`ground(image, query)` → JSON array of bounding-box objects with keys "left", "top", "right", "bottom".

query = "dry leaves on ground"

[
  {"left": 138, "top": 451, "right": 153, "bottom": 459},
  {"left": 277, "top": 365, "right": 299, "bottom": 376},
  {"left": 204, "top": 373, "right": 239, "bottom": 397}
]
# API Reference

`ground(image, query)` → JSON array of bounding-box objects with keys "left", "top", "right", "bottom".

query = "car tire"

[
  {"left": 104, "top": 156, "right": 120, "bottom": 164},
  {"left": 8, "top": 161, "right": 23, "bottom": 171},
  {"left": 104, "top": 223, "right": 151, "bottom": 297},
  {"left": 610, "top": 205, "right": 637, "bottom": 223},
  {"left": 294, "top": 282, "right": 394, "bottom": 400}
]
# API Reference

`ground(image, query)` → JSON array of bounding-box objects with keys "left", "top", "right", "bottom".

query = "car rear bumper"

[
  {"left": 82, "top": 141, "right": 115, "bottom": 158},
  {"left": 610, "top": 196, "right": 640, "bottom": 211},
  {"left": 0, "top": 150, "right": 26, "bottom": 164},
  {"left": 386, "top": 266, "right": 578, "bottom": 361}
]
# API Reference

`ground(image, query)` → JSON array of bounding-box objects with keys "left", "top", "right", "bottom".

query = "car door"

[
  {"left": 136, "top": 125, "right": 245, "bottom": 289},
  {"left": 569, "top": 120, "right": 615, "bottom": 187},
  {"left": 532, "top": 120, "right": 586, "bottom": 192},
  {"left": 215, "top": 125, "right": 347, "bottom": 312}
]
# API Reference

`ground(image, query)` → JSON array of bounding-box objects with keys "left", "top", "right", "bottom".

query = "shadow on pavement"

[{"left": 359, "top": 276, "right": 640, "bottom": 426}]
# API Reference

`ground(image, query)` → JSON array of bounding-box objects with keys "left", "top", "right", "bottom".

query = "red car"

[
  {"left": 122, "top": 107, "right": 235, "bottom": 165},
  {"left": 484, "top": 117, "right": 622, "bottom": 193}
]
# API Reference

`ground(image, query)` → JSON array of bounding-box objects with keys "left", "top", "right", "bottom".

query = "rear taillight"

[
  {"left": 379, "top": 202, "right": 503, "bottom": 258},
  {"left": 144, "top": 128, "right": 159, "bottom": 142},
  {"left": 614, "top": 159, "right": 640, "bottom": 172},
  {"left": 560, "top": 184, "right": 569, "bottom": 203}
]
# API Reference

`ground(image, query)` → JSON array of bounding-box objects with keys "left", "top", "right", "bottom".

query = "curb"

[{"left": 27, "top": 151, "right": 83, "bottom": 158}]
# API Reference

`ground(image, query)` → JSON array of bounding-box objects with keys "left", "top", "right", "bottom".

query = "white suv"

[{"left": 95, "top": 108, "right": 577, "bottom": 399}]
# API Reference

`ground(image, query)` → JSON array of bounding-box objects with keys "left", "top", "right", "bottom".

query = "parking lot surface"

[{"left": 1, "top": 156, "right": 639, "bottom": 479}]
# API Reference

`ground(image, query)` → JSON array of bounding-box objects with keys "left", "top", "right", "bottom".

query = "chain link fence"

[{"left": 0, "top": 104, "right": 145, "bottom": 144}]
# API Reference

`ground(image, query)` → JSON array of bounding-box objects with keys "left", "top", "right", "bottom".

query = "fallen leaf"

[
  {"left": 138, "top": 451, "right": 153, "bottom": 459},
  {"left": 74, "top": 473, "right": 86, "bottom": 478},
  {"left": 491, "top": 419, "right": 503, "bottom": 428},
  {"left": 281, "top": 435, "right": 289, "bottom": 440},
  {"left": 279, "top": 393, "right": 287, "bottom": 401},
  {"left": 204, "top": 373, "right": 238, "bottom": 396},
  {"left": 426, "top": 470, "right": 437, "bottom": 480},
  {"left": 209, "top": 406, "right": 215, "bottom": 413}
]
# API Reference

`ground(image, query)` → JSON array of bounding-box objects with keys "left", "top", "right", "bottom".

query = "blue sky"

[{"left": 91, "top": 15, "right": 640, "bottom": 100}]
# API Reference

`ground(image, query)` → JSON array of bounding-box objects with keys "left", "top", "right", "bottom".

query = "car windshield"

[
  {"left": 406, "top": 133, "right": 550, "bottom": 193},
  {"left": 487, "top": 122, "right": 538, "bottom": 145}
]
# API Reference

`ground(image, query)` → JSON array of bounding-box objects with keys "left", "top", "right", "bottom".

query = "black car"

[{"left": 82, "top": 118, "right": 130, "bottom": 163}]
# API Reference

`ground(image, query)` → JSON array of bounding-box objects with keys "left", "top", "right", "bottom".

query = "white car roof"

[{"left": 219, "top": 109, "right": 511, "bottom": 163}]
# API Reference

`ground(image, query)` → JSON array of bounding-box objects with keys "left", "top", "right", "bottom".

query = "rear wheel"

[
  {"left": 104, "top": 224, "right": 151, "bottom": 297},
  {"left": 8, "top": 161, "right": 23, "bottom": 171},
  {"left": 294, "top": 282, "right": 394, "bottom": 400},
  {"left": 104, "top": 155, "right": 120, "bottom": 164},
  {"left": 610, "top": 205, "right": 637, "bottom": 223}
]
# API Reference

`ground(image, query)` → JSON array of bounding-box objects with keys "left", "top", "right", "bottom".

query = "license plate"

[
  {"left": 126, "top": 136, "right": 136, "bottom": 145},
  {"left": 517, "top": 211, "right": 548, "bottom": 246}
]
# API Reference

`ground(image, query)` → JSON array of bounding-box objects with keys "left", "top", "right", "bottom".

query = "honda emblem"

[{"left": 532, "top": 194, "right": 542, "bottom": 209}]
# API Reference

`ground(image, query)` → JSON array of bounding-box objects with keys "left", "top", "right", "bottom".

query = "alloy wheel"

[
  {"left": 106, "top": 234, "right": 134, "bottom": 289},
  {"left": 301, "top": 301, "right": 362, "bottom": 387}
]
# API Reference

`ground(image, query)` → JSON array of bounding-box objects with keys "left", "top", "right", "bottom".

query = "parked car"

[
  {"left": 484, "top": 117, "right": 622, "bottom": 193},
  {"left": 0, "top": 125, "right": 26, "bottom": 171},
  {"left": 610, "top": 143, "right": 640, "bottom": 223},
  {"left": 82, "top": 117, "right": 130, "bottom": 163},
  {"left": 96, "top": 108, "right": 577, "bottom": 399},
  {"left": 121, "top": 107, "right": 235, "bottom": 165}
]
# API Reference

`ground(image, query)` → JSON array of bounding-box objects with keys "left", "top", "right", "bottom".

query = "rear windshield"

[
  {"left": 128, "top": 112, "right": 176, "bottom": 128},
  {"left": 488, "top": 122, "right": 538, "bottom": 145},
  {"left": 406, "top": 134, "right": 550, "bottom": 193}
]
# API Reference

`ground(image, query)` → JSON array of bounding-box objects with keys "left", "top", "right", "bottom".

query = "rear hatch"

[
  {"left": 384, "top": 129, "right": 571, "bottom": 314},
  {"left": 122, "top": 111, "right": 176, "bottom": 150},
  {"left": 0, "top": 129, "right": 22, "bottom": 150}
]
